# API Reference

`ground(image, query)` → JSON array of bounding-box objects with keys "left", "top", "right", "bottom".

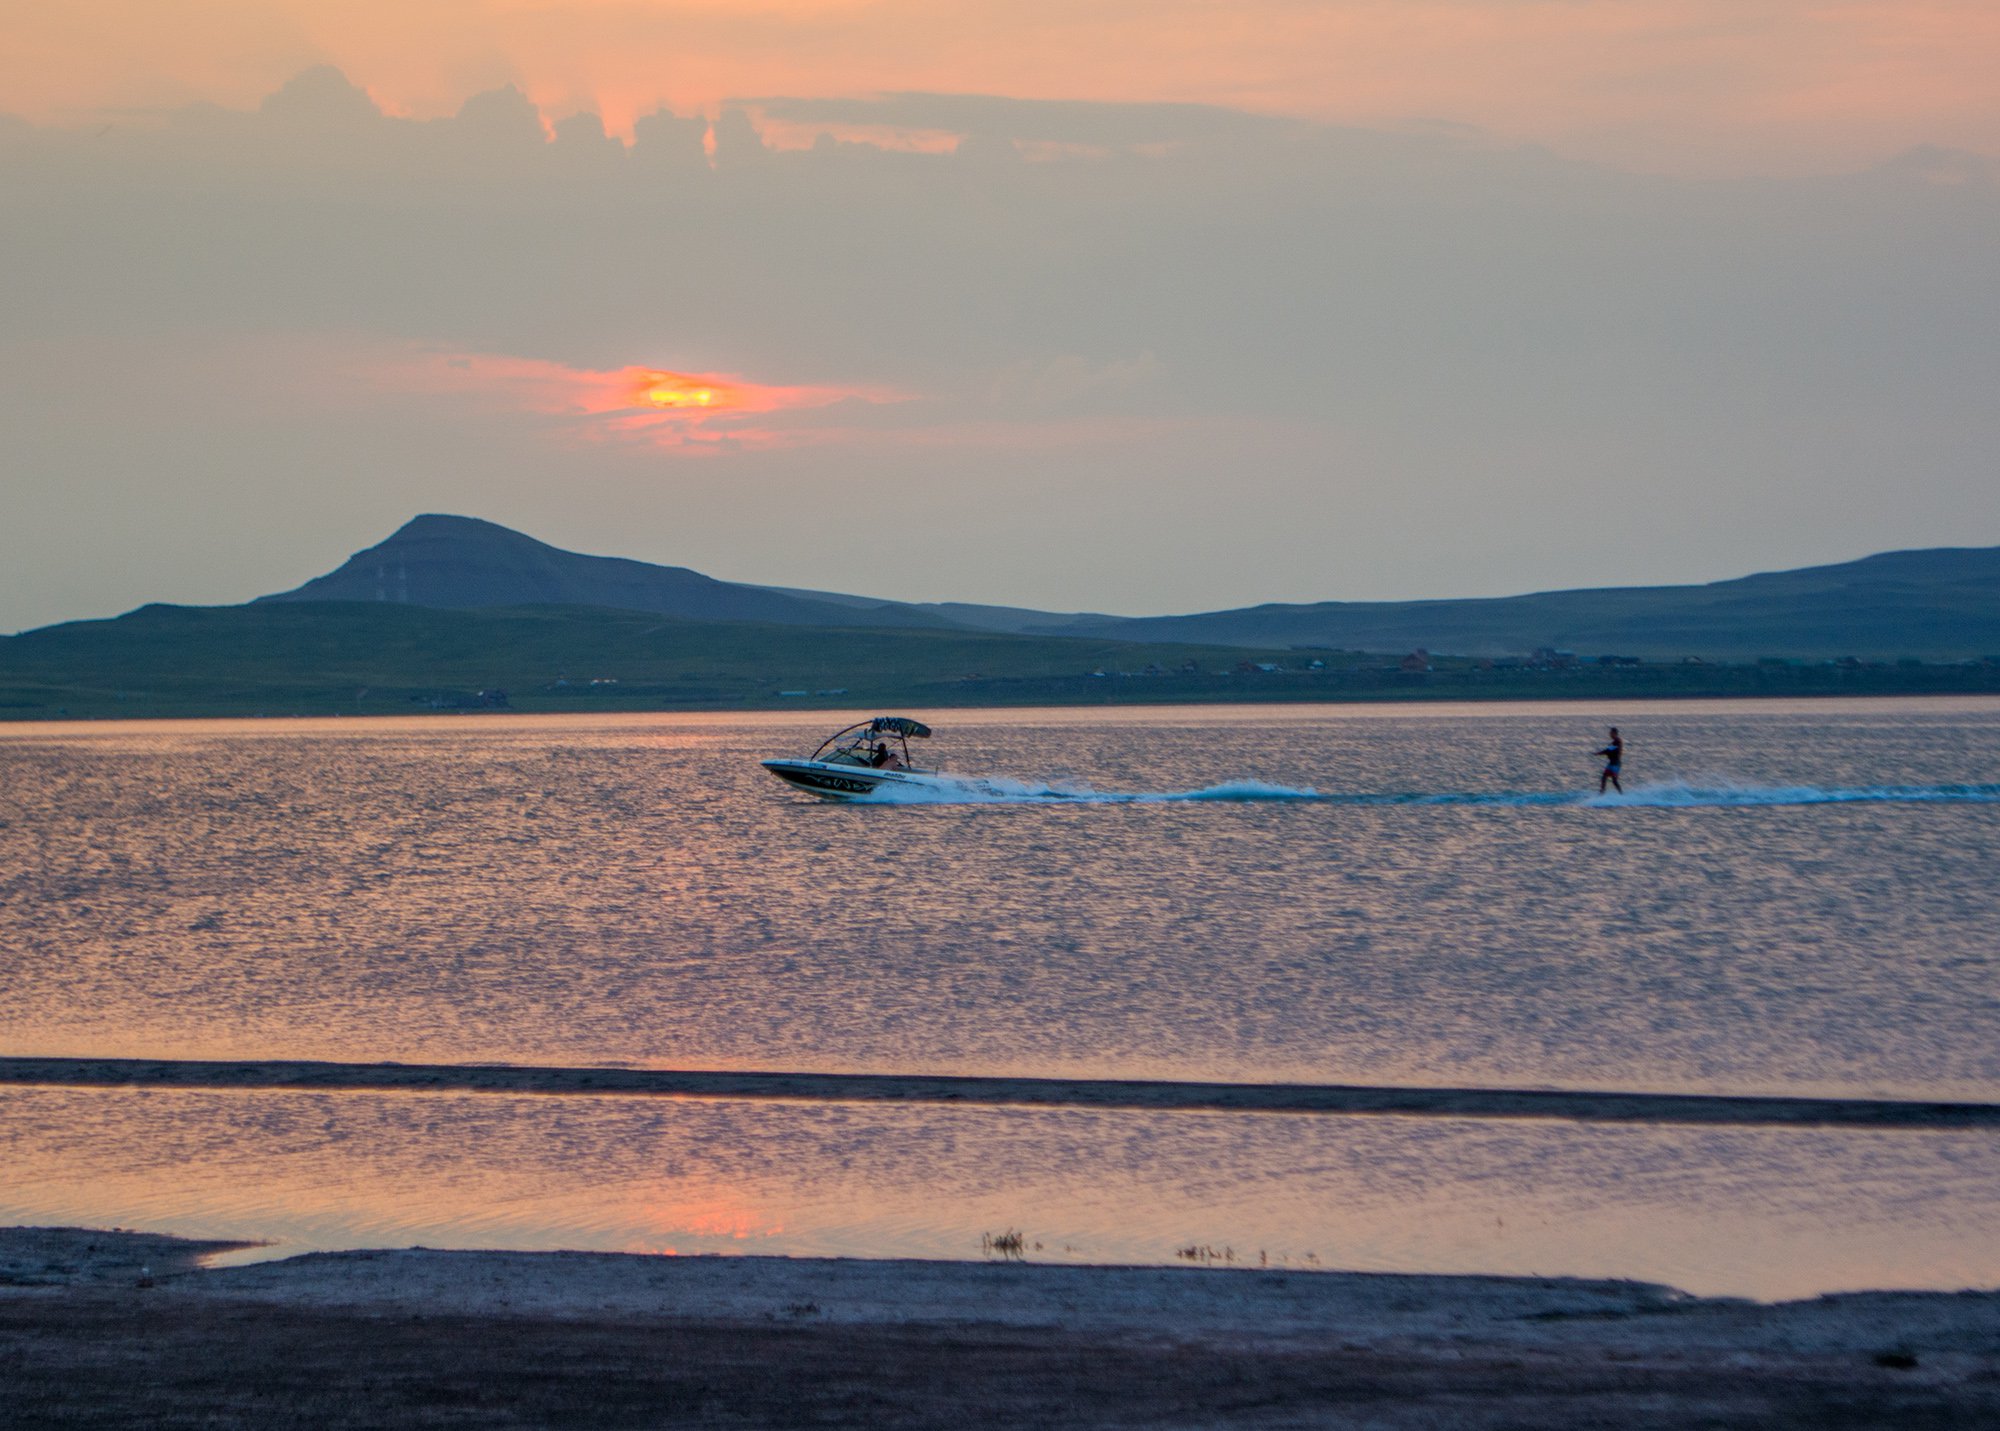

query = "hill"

[
  {"left": 254, "top": 515, "right": 2000, "bottom": 662},
  {"left": 257, "top": 514, "right": 960, "bottom": 631},
  {"left": 6, "top": 518, "right": 1997, "bottom": 719},
  {"left": 1032, "top": 548, "right": 2000, "bottom": 662}
]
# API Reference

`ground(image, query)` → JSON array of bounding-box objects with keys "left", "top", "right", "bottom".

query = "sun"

[{"left": 637, "top": 373, "right": 731, "bottom": 410}]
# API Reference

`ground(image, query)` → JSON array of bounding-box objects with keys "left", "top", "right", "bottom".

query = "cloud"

[
  {"left": 752, "top": 94, "right": 1303, "bottom": 153},
  {"left": 6, "top": 2, "right": 2000, "bottom": 172}
]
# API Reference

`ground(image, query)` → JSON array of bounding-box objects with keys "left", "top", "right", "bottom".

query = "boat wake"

[
  {"left": 858, "top": 777, "right": 2000, "bottom": 809},
  {"left": 859, "top": 776, "right": 1323, "bottom": 805}
]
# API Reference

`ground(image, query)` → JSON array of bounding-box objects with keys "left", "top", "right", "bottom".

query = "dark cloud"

[
  {"left": 752, "top": 92, "right": 1305, "bottom": 149},
  {"left": 259, "top": 65, "right": 384, "bottom": 128}
]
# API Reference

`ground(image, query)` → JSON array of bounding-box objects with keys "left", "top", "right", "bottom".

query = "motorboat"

[{"left": 762, "top": 716, "right": 942, "bottom": 800}]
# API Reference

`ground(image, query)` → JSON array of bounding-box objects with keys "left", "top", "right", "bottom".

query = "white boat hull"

[{"left": 760, "top": 758, "right": 939, "bottom": 801}]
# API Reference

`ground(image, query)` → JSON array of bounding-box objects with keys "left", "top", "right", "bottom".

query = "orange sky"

[{"left": 5, "top": 1, "right": 2000, "bottom": 173}]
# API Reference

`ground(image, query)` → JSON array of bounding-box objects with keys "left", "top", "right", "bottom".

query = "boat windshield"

[{"left": 809, "top": 717, "right": 933, "bottom": 771}]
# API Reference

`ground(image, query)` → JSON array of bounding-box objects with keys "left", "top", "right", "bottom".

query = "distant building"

[{"left": 1401, "top": 649, "right": 1432, "bottom": 673}]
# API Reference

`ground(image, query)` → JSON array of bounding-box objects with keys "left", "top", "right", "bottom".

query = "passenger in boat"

[
  {"left": 1597, "top": 727, "right": 1624, "bottom": 794},
  {"left": 871, "top": 741, "right": 903, "bottom": 770}
]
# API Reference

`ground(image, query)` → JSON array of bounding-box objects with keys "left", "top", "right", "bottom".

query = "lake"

[{"left": 2, "top": 699, "right": 1996, "bottom": 1297}]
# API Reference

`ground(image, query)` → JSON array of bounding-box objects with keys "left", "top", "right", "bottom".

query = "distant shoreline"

[
  {"left": 8, "top": 670, "right": 2000, "bottom": 723},
  {"left": 5, "top": 593, "right": 1997, "bottom": 721}
]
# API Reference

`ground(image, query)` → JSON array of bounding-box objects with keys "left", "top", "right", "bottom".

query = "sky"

[{"left": 2, "top": 1, "right": 1998, "bottom": 631}]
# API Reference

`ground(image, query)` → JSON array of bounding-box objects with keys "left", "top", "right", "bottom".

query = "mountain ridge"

[
  {"left": 1034, "top": 545, "right": 2000, "bottom": 659},
  {"left": 252, "top": 513, "right": 2000, "bottom": 661}
]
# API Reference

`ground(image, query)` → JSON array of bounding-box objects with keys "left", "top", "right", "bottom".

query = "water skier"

[{"left": 1597, "top": 727, "right": 1623, "bottom": 794}]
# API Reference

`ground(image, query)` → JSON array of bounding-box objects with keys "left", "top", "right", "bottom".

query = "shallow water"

[
  {"left": 2, "top": 699, "right": 1997, "bottom": 1292},
  {"left": 1, "top": 1085, "right": 1995, "bottom": 1301}
]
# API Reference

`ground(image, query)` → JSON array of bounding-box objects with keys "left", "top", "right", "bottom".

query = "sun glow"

[
  {"left": 639, "top": 374, "right": 729, "bottom": 409},
  {"left": 397, "top": 349, "right": 905, "bottom": 450}
]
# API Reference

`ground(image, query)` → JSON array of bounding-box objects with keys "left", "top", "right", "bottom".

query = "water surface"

[
  {"left": 4, "top": 700, "right": 1996, "bottom": 1098},
  {"left": 2, "top": 1085, "right": 1994, "bottom": 1301},
  {"left": 3, "top": 699, "right": 1997, "bottom": 1294}
]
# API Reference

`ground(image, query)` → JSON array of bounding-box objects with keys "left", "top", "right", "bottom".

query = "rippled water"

[
  {"left": 3, "top": 699, "right": 1997, "bottom": 1294},
  {"left": 4, "top": 700, "right": 1997, "bottom": 1097}
]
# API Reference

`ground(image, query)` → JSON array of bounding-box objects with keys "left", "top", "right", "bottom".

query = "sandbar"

[{"left": 5, "top": 1054, "right": 1998, "bottom": 1127}]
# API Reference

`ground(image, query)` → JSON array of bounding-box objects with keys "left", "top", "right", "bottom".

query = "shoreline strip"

[{"left": 1, "top": 1056, "right": 1995, "bottom": 1127}]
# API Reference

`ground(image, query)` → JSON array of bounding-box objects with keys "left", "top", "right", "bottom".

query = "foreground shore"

[{"left": 4, "top": 1228, "right": 1995, "bottom": 1427}]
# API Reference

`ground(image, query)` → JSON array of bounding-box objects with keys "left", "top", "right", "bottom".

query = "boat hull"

[{"left": 760, "top": 758, "right": 937, "bottom": 801}]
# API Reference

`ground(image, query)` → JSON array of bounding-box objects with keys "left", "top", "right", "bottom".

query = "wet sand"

[
  {"left": 4, "top": 1227, "right": 1996, "bottom": 1427},
  {"left": 6, "top": 1054, "right": 1998, "bottom": 1127}
]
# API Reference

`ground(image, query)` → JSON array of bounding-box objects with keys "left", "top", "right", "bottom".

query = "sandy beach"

[{"left": 4, "top": 1226, "right": 1995, "bottom": 1427}]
